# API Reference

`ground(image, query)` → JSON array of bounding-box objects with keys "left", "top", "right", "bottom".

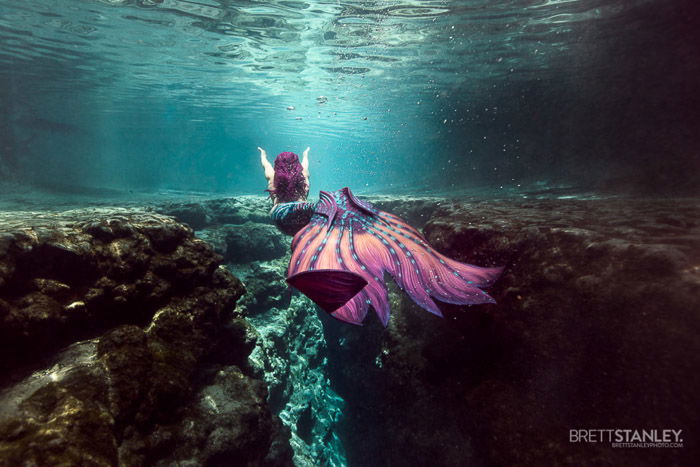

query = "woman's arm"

[
  {"left": 258, "top": 146, "right": 275, "bottom": 188},
  {"left": 301, "top": 146, "right": 310, "bottom": 185}
]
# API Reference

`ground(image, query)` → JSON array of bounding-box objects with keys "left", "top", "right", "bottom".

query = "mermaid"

[{"left": 258, "top": 147, "right": 503, "bottom": 326}]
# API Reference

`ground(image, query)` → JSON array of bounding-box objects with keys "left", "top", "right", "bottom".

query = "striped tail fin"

[{"left": 287, "top": 188, "right": 503, "bottom": 326}]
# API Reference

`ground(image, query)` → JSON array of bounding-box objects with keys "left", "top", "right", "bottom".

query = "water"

[
  {"left": 2, "top": 0, "right": 697, "bottom": 197},
  {"left": 1, "top": 1, "right": 698, "bottom": 466}
]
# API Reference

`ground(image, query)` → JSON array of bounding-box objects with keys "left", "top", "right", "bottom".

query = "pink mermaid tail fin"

[{"left": 287, "top": 188, "right": 503, "bottom": 326}]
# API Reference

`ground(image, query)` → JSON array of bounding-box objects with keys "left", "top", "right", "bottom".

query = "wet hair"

[{"left": 269, "top": 151, "right": 308, "bottom": 203}]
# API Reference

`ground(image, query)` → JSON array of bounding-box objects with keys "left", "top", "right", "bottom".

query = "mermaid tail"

[{"left": 286, "top": 188, "right": 503, "bottom": 326}]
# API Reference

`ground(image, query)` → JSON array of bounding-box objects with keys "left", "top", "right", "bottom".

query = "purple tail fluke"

[{"left": 287, "top": 270, "right": 367, "bottom": 316}]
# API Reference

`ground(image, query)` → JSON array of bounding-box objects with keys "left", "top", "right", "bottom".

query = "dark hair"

[{"left": 269, "top": 152, "right": 308, "bottom": 203}]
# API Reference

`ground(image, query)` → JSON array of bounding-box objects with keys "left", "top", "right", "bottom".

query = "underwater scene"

[{"left": 0, "top": 0, "right": 698, "bottom": 465}]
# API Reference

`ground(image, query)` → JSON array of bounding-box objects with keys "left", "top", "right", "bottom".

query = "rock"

[
  {"left": 32, "top": 194, "right": 695, "bottom": 466},
  {"left": 152, "top": 197, "right": 270, "bottom": 230},
  {"left": 236, "top": 259, "right": 291, "bottom": 315},
  {"left": 321, "top": 198, "right": 700, "bottom": 466},
  {"left": 212, "top": 222, "right": 288, "bottom": 264},
  {"left": 0, "top": 208, "right": 292, "bottom": 466},
  {"left": 128, "top": 365, "right": 293, "bottom": 467},
  {"left": 196, "top": 227, "right": 229, "bottom": 257},
  {"left": 151, "top": 203, "right": 208, "bottom": 230},
  {"left": 368, "top": 196, "right": 449, "bottom": 228},
  {"left": 234, "top": 257, "right": 346, "bottom": 466},
  {"left": 0, "top": 341, "right": 116, "bottom": 466}
]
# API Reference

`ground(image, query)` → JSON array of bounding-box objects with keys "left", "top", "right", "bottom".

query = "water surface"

[{"left": 0, "top": 0, "right": 697, "bottom": 196}]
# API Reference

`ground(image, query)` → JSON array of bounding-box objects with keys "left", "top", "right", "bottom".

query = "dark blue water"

[{"left": 1, "top": 0, "right": 697, "bottom": 198}]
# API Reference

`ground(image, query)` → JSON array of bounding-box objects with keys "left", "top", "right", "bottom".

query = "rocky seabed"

[{"left": 1, "top": 196, "right": 697, "bottom": 466}]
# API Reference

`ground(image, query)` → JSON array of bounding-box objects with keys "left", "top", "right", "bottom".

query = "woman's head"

[{"left": 270, "top": 151, "right": 308, "bottom": 203}]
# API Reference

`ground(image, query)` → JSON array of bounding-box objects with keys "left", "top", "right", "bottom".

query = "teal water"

[
  {"left": 1, "top": 3, "right": 698, "bottom": 466},
  {"left": 1, "top": 0, "right": 697, "bottom": 197}
]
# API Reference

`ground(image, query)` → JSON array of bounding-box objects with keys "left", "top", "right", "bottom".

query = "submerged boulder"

[{"left": 0, "top": 208, "right": 292, "bottom": 466}]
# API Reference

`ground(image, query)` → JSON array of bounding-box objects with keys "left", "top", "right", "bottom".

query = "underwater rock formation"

[
  {"left": 157, "top": 196, "right": 347, "bottom": 466},
  {"left": 0, "top": 209, "right": 292, "bottom": 466},
  {"left": 229, "top": 258, "right": 346, "bottom": 467},
  {"left": 154, "top": 196, "right": 270, "bottom": 230},
  {"left": 368, "top": 195, "right": 449, "bottom": 227},
  {"left": 199, "top": 222, "right": 287, "bottom": 264},
  {"left": 245, "top": 292, "right": 345, "bottom": 467},
  {"left": 322, "top": 198, "right": 700, "bottom": 466},
  {"left": 145, "top": 194, "right": 697, "bottom": 466}
]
